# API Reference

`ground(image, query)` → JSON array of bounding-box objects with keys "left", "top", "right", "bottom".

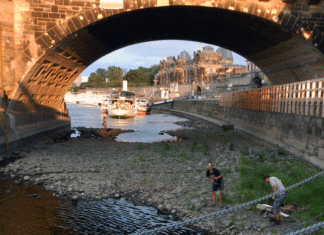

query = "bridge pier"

[{"left": 0, "top": 111, "right": 70, "bottom": 156}]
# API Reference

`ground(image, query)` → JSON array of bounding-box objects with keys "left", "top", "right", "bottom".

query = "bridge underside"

[{"left": 2, "top": 4, "right": 324, "bottom": 153}]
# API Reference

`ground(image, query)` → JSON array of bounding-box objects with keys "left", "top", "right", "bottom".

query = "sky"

[{"left": 80, "top": 40, "right": 248, "bottom": 81}]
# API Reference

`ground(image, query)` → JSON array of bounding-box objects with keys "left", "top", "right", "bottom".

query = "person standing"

[
  {"left": 206, "top": 163, "right": 224, "bottom": 207},
  {"left": 263, "top": 175, "right": 288, "bottom": 225}
]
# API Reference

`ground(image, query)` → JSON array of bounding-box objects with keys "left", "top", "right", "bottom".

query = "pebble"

[
  {"left": 13, "top": 179, "right": 21, "bottom": 185},
  {"left": 23, "top": 176, "right": 30, "bottom": 180}
]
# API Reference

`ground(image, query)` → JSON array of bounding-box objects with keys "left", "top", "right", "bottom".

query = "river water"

[
  {"left": 0, "top": 104, "right": 205, "bottom": 235},
  {"left": 68, "top": 103, "right": 190, "bottom": 142}
]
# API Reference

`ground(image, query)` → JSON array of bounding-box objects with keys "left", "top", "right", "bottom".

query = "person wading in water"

[{"left": 206, "top": 163, "right": 224, "bottom": 207}]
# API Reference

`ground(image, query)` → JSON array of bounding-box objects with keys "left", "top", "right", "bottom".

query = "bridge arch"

[{"left": 2, "top": 1, "right": 324, "bottom": 140}]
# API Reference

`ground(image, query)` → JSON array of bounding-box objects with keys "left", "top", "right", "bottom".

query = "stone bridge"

[{"left": 1, "top": 0, "right": 324, "bottom": 153}]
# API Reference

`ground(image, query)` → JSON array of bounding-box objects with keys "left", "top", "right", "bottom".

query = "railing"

[{"left": 219, "top": 78, "right": 324, "bottom": 118}]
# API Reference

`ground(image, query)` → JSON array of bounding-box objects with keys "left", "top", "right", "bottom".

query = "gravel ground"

[{"left": 0, "top": 113, "right": 315, "bottom": 235}]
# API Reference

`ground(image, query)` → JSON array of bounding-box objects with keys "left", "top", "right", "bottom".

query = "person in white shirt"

[{"left": 263, "top": 175, "right": 288, "bottom": 225}]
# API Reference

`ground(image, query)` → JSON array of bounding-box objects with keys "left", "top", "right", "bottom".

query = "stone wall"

[{"left": 170, "top": 99, "right": 324, "bottom": 169}]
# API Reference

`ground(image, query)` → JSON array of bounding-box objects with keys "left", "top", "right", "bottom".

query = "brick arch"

[{"left": 8, "top": 1, "right": 324, "bottom": 116}]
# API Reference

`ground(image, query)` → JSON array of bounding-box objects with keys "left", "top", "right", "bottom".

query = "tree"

[
  {"left": 96, "top": 68, "right": 107, "bottom": 81},
  {"left": 147, "top": 65, "right": 159, "bottom": 85},
  {"left": 106, "top": 66, "right": 123, "bottom": 82},
  {"left": 87, "top": 72, "right": 105, "bottom": 88},
  {"left": 125, "top": 69, "right": 150, "bottom": 87}
]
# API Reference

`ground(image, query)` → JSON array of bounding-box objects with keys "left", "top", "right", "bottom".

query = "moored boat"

[
  {"left": 101, "top": 78, "right": 137, "bottom": 118},
  {"left": 136, "top": 97, "right": 151, "bottom": 112}
]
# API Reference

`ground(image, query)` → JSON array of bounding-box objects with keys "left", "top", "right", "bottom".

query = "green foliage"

[
  {"left": 163, "top": 143, "right": 170, "bottom": 151},
  {"left": 138, "top": 155, "right": 146, "bottom": 162},
  {"left": 135, "top": 144, "right": 143, "bottom": 150},
  {"left": 236, "top": 155, "right": 324, "bottom": 223},
  {"left": 80, "top": 66, "right": 125, "bottom": 88},
  {"left": 202, "top": 143, "right": 209, "bottom": 155},
  {"left": 125, "top": 69, "right": 150, "bottom": 87},
  {"left": 258, "top": 153, "right": 265, "bottom": 162},
  {"left": 187, "top": 204, "right": 196, "bottom": 211},
  {"left": 239, "top": 147, "right": 249, "bottom": 156},
  {"left": 277, "top": 148, "right": 287, "bottom": 155},
  {"left": 190, "top": 142, "right": 198, "bottom": 152},
  {"left": 106, "top": 66, "right": 124, "bottom": 83},
  {"left": 68, "top": 86, "right": 79, "bottom": 92}
]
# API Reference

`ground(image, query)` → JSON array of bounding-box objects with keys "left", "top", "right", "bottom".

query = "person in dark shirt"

[{"left": 206, "top": 163, "right": 224, "bottom": 207}]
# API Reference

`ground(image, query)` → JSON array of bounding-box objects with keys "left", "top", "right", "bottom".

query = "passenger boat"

[
  {"left": 102, "top": 79, "right": 137, "bottom": 118},
  {"left": 136, "top": 97, "right": 151, "bottom": 112}
]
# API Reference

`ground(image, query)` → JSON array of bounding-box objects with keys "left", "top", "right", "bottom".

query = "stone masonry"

[{"left": 3, "top": 0, "right": 324, "bottom": 152}]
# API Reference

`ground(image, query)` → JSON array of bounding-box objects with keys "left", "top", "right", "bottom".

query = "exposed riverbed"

[{"left": 0, "top": 105, "right": 318, "bottom": 235}]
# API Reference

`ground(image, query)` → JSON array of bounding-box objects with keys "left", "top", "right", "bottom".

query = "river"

[{"left": 0, "top": 104, "right": 205, "bottom": 235}]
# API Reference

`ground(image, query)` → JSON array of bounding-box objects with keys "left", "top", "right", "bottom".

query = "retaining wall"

[{"left": 169, "top": 99, "right": 324, "bottom": 169}]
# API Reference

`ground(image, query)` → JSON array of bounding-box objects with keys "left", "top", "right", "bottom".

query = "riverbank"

[{"left": 1, "top": 112, "right": 323, "bottom": 235}]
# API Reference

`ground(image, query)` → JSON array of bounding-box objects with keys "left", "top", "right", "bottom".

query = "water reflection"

[
  {"left": 67, "top": 104, "right": 190, "bottom": 143},
  {"left": 57, "top": 198, "right": 201, "bottom": 235}
]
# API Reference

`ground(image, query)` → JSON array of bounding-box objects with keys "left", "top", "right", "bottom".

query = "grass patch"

[
  {"left": 138, "top": 155, "right": 146, "bottom": 162},
  {"left": 239, "top": 147, "right": 249, "bottom": 156},
  {"left": 258, "top": 153, "right": 265, "bottom": 162},
  {"left": 235, "top": 155, "right": 324, "bottom": 231},
  {"left": 202, "top": 143, "right": 209, "bottom": 156},
  {"left": 190, "top": 142, "right": 198, "bottom": 152},
  {"left": 277, "top": 148, "right": 287, "bottom": 155},
  {"left": 135, "top": 144, "right": 143, "bottom": 150},
  {"left": 187, "top": 204, "right": 196, "bottom": 211},
  {"left": 163, "top": 143, "right": 170, "bottom": 151},
  {"left": 222, "top": 167, "right": 232, "bottom": 176}
]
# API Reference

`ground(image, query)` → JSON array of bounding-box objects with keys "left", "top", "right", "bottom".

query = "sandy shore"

[{"left": 0, "top": 113, "right": 309, "bottom": 235}]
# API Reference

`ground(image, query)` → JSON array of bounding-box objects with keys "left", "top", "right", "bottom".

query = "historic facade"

[{"left": 156, "top": 46, "right": 246, "bottom": 93}]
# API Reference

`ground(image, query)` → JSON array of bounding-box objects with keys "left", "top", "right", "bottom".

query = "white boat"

[
  {"left": 101, "top": 90, "right": 137, "bottom": 118},
  {"left": 136, "top": 97, "right": 151, "bottom": 112}
]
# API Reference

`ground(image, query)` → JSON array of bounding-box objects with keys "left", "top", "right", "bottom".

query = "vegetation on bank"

[
  {"left": 77, "top": 65, "right": 159, "bottom": 89},
  {"left": 131, "top": 126, "right": 324, "bottom": 233},
  {"left": 235, "top": 147, "right": 324, "bottom": 233}
]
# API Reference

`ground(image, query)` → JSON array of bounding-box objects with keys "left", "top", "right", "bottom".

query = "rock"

[
  {"left": 187, "top": 166, "right": 192, "bottom": 171},
  {"left": 28, "top": 194, "right": 38, "bottom": 197},
  {"left": 68, "top": 188, "right": 73, "bottom": 192},
  {"left": 165, "top": 204, "right": 172, "bottom": 210},
  {"left": 244, "top": 205, "right": 252, "bottom": 211},
  {"left": 195, "top": 202, "right": 202, "bottom": 211},
  {"left": 36, "top": 196, "right": 43, "bottom": 199},
  {"left": 34, "top": 167, "right": 41, "bottom": 172},
  {"left": 171, "top": 209, "right": 176, "bottom": 214},
  {"left": 114, "top": 193, "right": 120, "bottom": 198},
  {"left": 158, "top": 204, "right": 163, "bottom": 210},
  {"left": 5, "top": 190, "right": 12, "bottom": 194},
  {"left": 13, "top": 179, "right": 21, "bottom": 185},
  {"left": 23, "top": 176, "right": 30, "bottom": 181},
  {"left": 219, "top": 161, "right": 227, "bottom": 167},
  {"left": 106, "top": 180, "right": 112, "bottom": 187},
  {"left": 222, "top": 219, "right": 233, "bottom": 227},
  {"left": 259, "top": 222, "right": 268, "bottom": 229},
  {"left": 244, "top": 223, "right": 251, "bottom": 230}
]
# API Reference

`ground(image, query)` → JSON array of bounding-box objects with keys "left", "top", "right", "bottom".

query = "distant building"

[{"left": 157, "top": 46, "right": 248, "bottom": 94}]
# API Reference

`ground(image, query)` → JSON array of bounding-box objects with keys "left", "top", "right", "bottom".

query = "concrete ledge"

[
  {"left": 162, "top": 108, "right": 233, "bottom": 130},
  {"left": 0, "top": 119, "right": 71, "bottom": 156}
]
